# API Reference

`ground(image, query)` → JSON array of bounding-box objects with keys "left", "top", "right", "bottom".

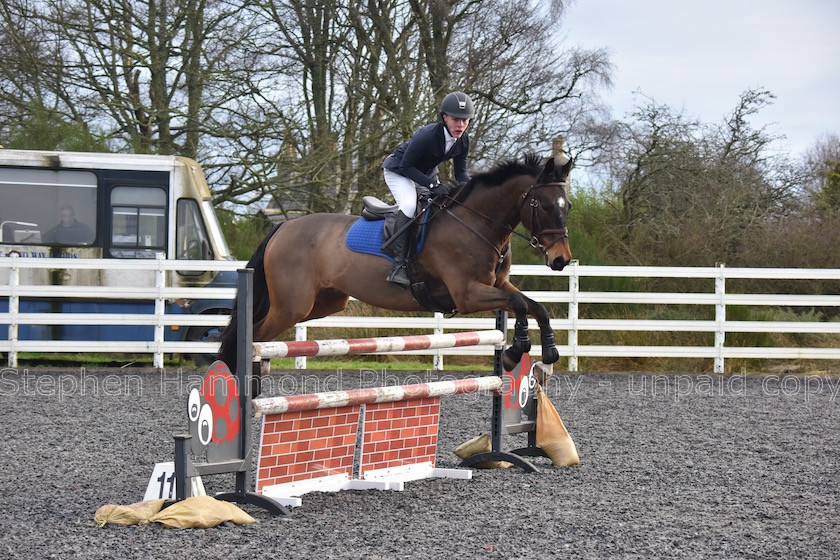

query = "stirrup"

[{"left": 387, "top": 263, "right": 410, "bottom": 286}]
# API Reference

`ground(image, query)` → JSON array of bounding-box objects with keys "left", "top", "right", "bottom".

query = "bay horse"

[{"left": 218, "top": 153, "right": 573, "bottom": 373}]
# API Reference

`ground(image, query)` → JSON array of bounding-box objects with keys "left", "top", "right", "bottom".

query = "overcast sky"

[{"left": 561, "top": 0, "right": 840, "bottom": 157}]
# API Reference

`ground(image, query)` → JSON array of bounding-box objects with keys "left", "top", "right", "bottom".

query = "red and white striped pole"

[
  {"left": 252, "top": 375, "right": 503, "bottom": 416},
  {"left": 253, "top": 329, "right": 504, "bottom": 360}
]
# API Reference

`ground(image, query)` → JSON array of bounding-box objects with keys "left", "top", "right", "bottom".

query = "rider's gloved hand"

[{"left": 431, "top": 183, "right": 450, "bottom": 197}]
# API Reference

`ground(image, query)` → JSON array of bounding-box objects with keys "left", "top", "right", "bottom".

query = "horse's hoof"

[
  {"left": 503, "top": 347, "right": 522, "bottom": 371},
  {"left": 542, "top": 347, "right": 560, "bottom": 365}
]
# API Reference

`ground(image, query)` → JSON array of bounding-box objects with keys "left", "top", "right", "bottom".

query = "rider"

[{"left": 381, "top": 91, "right": 475, "bottom": 286}]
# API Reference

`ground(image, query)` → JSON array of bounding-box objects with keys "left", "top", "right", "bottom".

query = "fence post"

[
  {"left": 8, "top": 254, "right": 19, "bottom": 368},
  {"left": 433, "top": 311, "right": 444, "bottom": 371},
  {"left": 715, "top": 263, "right": 726, "bottom": 374},
  {"left": 567, "top": 260, "right": 579, "bottom": 372},
  {"left": 295, "top": 324, "right": 307, "bottom": 369},
  {"left": 153, "top": 254, "right": 165, "bottom": 369}
]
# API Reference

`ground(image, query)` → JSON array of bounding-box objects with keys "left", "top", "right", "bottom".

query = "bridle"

[
  {"left": 434, "top": 180, "right": 569, "bottom": 266},
  {"left": 521, "top": 182, "right": 569, "bottom": 255}
]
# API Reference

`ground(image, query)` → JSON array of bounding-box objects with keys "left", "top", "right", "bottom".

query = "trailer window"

[
  {"left": 176, "top": 199, "right": 213, "bottom": 274},
  {"left": 109, "top": 186, "right": 166, "bottom": 258},
  {"left": 0, "top": 168, "right": 96, "bottom": 245}
]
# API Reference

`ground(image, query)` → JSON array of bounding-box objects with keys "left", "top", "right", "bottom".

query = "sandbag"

[
  {"left": 453, "top": 433, "right": 512, "bottom": 469},
  {"left": 94, "top": 499, "right": 166, "bottom": 527},
  {"left": 536, "top": 386, "right": 580, "bottom": 467},
  {"left": 453, "top": 433, "right": 490, "bottom": 459},
  {"left": 148, "top": 495, "right": 256, "bottom": 529}
]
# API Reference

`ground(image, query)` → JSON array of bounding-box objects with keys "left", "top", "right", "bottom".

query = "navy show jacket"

[{"left": 382, "top": 122, "right": 470, "bottom": 187}]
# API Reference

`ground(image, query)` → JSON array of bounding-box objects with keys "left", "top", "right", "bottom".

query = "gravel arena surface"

[{"left": 1, "top": 365, "right": 838, "bottom": 559}]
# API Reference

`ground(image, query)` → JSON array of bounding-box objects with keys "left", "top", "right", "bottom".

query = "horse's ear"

[
  {"left": 542, "top": 156, "right": 556, "bottom": 175},
  {"left": 559, "top": 157, "right": 574, "bottom": 176},
  {"left": 543, "top": 155, "right": 573, "bottom": 178}
]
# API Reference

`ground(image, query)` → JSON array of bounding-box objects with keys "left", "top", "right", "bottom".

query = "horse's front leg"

[
  {"left": 504, "top": 292, "right": 532, "bottom": 371},
  {"left": 499, "top": 280, "right": 560, "bottom": 366},
  {"left": 448, "top": 282, "right": 533, "bottom": 371}
]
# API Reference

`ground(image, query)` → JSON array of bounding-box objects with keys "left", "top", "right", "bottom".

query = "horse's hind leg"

[
  {"left": 254, "top": 287, "right": 349, "bottom": 341},
  {"left": 303, "top": 289, "right": 351, "bottom": 321},
  {"left": 244, "top": 282, "right": 319, "bottom": 397},
  {"left": 253, "top": 285, "right": 318, "bottom": 343}
]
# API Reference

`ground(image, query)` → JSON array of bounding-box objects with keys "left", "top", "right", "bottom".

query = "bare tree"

[
  {"left": 0, "top": 0, "right": 613, "bottom": 217},
  {"left": 594, "top": 90, "right": 803, "bottom": 266},
  {"left": 453, "top": 0, "right": 612, "bottom": 163},
  {"left": 0, "top": 0, "right": 106, "bottom": 148},
  {"left": 0, "top": 0, "right": 260, "bottom": 158}
]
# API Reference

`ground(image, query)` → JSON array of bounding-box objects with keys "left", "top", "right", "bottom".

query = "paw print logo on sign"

[{"left": 187, "top": 361, "right": 241, "bottom": 460}]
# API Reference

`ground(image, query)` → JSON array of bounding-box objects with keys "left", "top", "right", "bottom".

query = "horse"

[{"left": 218, "top": 152, "right": 573, "bottom": 375}]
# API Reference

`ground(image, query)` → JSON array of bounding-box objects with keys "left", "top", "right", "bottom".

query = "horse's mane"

[{"left": 453, "top": 153, "right": 543, "bottom": 203}]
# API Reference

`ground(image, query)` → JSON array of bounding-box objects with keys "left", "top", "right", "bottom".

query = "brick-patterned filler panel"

[
  {"left": 253, "top": 376, "right": 503, "bottom": 416},
  {"left": 253, "top": 377, "right": 503, "bottom": 492},
  {"left": 253, "top": 329, "right": 505, "bottom": 359},
  {"left": 255, "top": 405, "right": 360, "bottom": 491},
  {"left": 360, "top": 397, "right": 441, "bottom": 476}
]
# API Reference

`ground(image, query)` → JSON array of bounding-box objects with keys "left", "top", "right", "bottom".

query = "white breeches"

[{"left": 383, "top": 169, "right": 418, "bottom": 216}]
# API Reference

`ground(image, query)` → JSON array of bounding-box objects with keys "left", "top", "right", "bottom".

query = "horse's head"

[
  {"left": 520, "top": 155, "right": 574, "bottom": 271},
  {"left": 448, "top": 153, "right": 573, "bottom": 270}
]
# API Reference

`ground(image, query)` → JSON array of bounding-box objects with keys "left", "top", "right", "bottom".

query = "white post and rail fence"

[{"left": 1, "top": 255, "right": 839, "bottom": 372}]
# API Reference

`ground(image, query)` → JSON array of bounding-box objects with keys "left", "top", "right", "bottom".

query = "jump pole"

[
  {"left": 253, "top": 330, "right": 504, "bottom": 382},
  {"left": 254, "top": 330, "right": 505, "bottom": 359}
]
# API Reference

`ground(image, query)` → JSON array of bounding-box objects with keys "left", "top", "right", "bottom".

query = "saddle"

[
  {"left": 361, "top": 196, "right": 400, "bottom": 243},
  {"left": 361, "top": 187, "right": 433, "bottom": 256},
  {"left": 359, "top": 194, "right": 456, "bottom": 314},
  {"left": 362, "top": 186, "right": 434, "bottom": 221}
]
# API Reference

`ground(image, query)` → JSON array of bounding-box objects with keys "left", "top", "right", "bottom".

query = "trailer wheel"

[{"left": 186, "top": 323, "right": 221, "bottom": 366}]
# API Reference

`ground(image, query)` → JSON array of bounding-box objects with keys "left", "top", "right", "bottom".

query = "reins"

[{"left": 431, "top": 180, "right": 568, "bottom": 266}]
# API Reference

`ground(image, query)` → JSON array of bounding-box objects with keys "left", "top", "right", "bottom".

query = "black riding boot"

[{"left": 386, "top": 211, "right": 412, "bottom": 287}]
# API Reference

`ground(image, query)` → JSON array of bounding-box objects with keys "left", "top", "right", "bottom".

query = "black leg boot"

[{"left": 386, "top": 211, "right": 412, "bottom": 287}]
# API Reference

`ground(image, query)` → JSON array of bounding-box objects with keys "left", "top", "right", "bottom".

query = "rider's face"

[{"left": 443, "top": 114, "right": 470, "bottom": 138}]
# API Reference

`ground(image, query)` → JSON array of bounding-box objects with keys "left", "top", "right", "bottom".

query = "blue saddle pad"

[{"left": 345, "top": 218, "right": 425, "bottom": 261}]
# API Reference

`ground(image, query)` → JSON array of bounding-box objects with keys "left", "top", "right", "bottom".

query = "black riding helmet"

[{"left": 440, "top": 91, "right": 475, "bottom": 120}]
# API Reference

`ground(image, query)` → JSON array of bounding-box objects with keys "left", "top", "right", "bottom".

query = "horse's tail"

[{"left": 217, "top": 223, "right": 284, "bottom": 369}]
